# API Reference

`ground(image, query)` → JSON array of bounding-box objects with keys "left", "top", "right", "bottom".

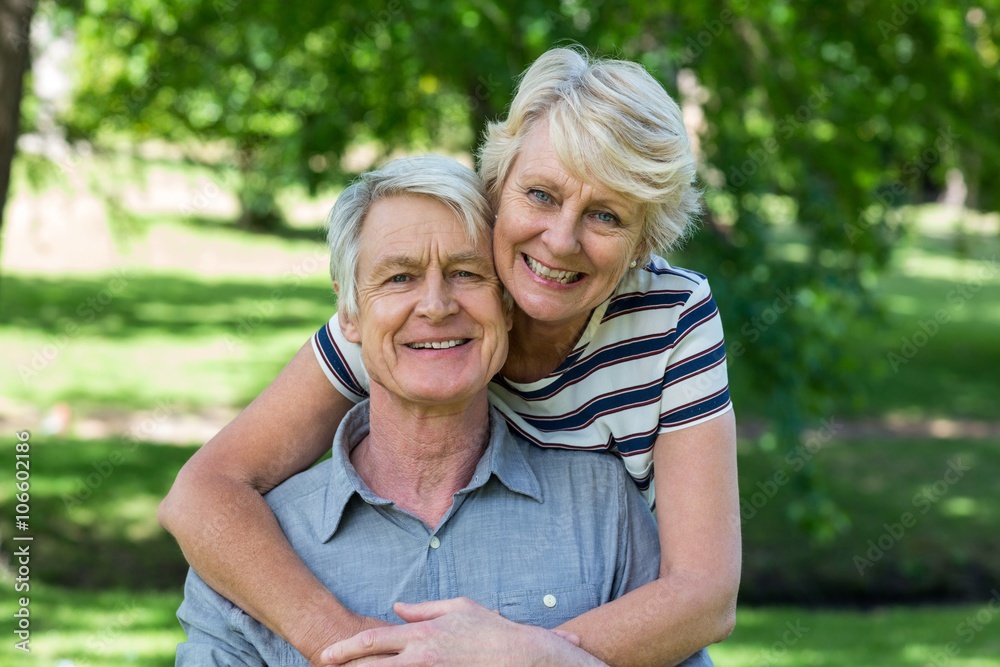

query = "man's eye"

[
  {"left": 455, "top": 270, "right": 479, "bottom": 279},
  {"left": 529, "top": 189, "right": 552, "bottom": 203},
  {"left": 389, "top": 274, "right": 410, "bottom": 283}
]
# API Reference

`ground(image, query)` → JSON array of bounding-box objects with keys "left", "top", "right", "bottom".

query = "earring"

[{"left": 629, "top": 259, "right": 638, "bottom": 269}]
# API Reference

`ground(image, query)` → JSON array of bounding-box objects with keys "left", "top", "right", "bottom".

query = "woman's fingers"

[
  {"left": 549, "top": 629, "right": 582, "bottom": 645},
  {"left": 393, "top": 597, "right": 479, "bottom": 623}
]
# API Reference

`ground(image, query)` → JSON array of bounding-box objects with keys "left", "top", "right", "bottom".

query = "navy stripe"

[
  {"left": 314, "top": 324, "right": 367, "bottom": 398},
  {"left": 499, "top": 293, "right": 720, "bottom": 402},
  {"left": 503, "top": 417, "right": 613, "bottom": 451},
  {"left": 519, "top": 379, "right": 662, "bottom": 432},
  {"left": 644, "top": 264, "right": 706, "bottom": 283},
  {"left": 614, "top": 427, "right": 659, "bottom": 456},
  {"left": 603, "top": 289, "right": 691, "bottom": 322},
  {"left": 663, "top": 340, "right": 727, "bottom": 388},
  {"left": 660, "top": 386, "right": 732, "bottom": 428},
  {"left": 492, "top": 332, "right": 670, "bottom": 399}
]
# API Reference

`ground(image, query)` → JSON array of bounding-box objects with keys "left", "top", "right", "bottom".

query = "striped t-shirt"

[{"left": 312, "top": 255, "right": 732, "bottom": 506}]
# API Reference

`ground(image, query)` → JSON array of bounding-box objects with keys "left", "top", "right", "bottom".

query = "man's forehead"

[{"left": 361, "top": 227, "right": 491, "bottom": 269}]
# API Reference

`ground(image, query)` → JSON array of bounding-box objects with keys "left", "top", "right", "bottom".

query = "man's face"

[{"left": 341, "top": 194, "right": 511, "bottom": 412}]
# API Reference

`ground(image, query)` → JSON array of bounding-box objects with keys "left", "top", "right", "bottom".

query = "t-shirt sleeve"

[
  {"left": 657, "top": 278, "right": 733, "bottom": 433},
  {"left": 311, "top": 314, "right": 370, "bottom": 403}
]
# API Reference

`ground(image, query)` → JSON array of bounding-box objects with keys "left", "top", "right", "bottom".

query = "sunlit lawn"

[
  {"left": 2, "top": 188, "right": 998, "bottom": 664},
  {"left": 3, "top": 588, "right": 999, "bottom": 666}
]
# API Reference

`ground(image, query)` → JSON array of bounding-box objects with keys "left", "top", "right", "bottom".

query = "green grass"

[
  {"left": 2, "top": 193, "right": 998, "bottom": 662},
  {"left": 1, "top": 272, "right": 336, "bottom": 411},
  {"left": 3, "top": 588, "right": 999, "bottom": 666},
  {"left": 738, "top": 438, "right": 1000, "bottom": 604},
  {"left": 715, "top": 605, "right": 1000, "bottom": 666},
  {"left": 2, "top": 435, "right": 996, "bottom": 602},
  {"left": 1, "top": 587, "right": 183, "bottom": 667}
]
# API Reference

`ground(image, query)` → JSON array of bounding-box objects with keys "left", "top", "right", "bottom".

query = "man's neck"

[{"left": 349, "top": 385, "right": 491, "bottom": 528}]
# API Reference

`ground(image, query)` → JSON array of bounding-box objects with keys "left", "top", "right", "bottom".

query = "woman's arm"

[
  {"left": 556, "top": 411, "right": 741, "bottom": 666},
  {"left": 159, "top": 340, "right": 381, "bottom": 665}
]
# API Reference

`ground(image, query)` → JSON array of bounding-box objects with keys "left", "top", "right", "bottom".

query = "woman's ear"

[{"left": 334, "top": 282, "right": 361, "bottom": 343}]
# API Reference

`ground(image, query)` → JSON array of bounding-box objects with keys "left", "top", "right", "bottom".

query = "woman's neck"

[{"left": 502, "top": 307, "right": 593, "bottom": 383}]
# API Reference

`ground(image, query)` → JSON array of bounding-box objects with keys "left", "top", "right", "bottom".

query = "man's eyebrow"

[
  {"left": 370, "top": 251, "right": 493, "bottom": 273},
  {"left": 447, "top": 251, "right": 493, "bottom": 267},
  {"left": 372, "top": 255, "right": 421, "bottom": 273}
]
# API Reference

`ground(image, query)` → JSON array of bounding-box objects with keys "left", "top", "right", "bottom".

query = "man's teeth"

[
  {"left": 406, "top": 339, "right": 468, "bottom": 349},
  {"left": 525, "top": 255, "right": 580, "bottom": 284}
]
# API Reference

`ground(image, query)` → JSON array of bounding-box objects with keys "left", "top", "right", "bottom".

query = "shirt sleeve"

[
  {"left": 611, "top": 463, "right": 661, "bottom": 599},
  {"left": 311, "top": 314, "right": 370, "bottom": 402},
  {"left": 657, "top": 278, "right": 733, "bottom": 433},
  {"left": 176, "top": 571, "right": 267, "bottom": 667}
]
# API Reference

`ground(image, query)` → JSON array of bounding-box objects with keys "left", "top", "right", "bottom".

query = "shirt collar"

[{"left": 320, "top": 402, "right": 542, "bottom": 542}]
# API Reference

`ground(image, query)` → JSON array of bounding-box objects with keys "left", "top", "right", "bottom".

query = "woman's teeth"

[
  {"left": 525, "top": 255, "right": 581, "bottom": 284},
  {"left": 406, "top": 339, "right": 469, "bottom": 349}
]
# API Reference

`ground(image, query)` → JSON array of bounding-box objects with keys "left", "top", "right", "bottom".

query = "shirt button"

[
  {"left": 429, "top": 536, "right": 441, "bottom": 549},
  {"left": 543, "top": 594, "right": 557, "bottom": 608}
]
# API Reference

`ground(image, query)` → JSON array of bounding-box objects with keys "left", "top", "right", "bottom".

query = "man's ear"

[{"left": 334, "top": 282, "right": 361, "bottom": 343}]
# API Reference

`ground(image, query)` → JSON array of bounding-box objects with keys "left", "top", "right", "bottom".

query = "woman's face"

[{"left": 493, "top": 119, "right": 645, "bottom": 332}]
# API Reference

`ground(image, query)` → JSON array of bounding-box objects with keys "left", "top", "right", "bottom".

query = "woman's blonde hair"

[{"left": 478, "top": 46, "right": 701, "bottom": 258}]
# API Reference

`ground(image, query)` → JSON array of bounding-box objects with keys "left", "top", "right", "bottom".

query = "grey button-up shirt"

[{"left": 176, "top": 403, "right": 712, "bottom": 666}]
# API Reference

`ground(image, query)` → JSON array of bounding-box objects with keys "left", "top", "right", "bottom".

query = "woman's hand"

[{"left": 321, "top": 597, "right": 603, "bottom": 667}]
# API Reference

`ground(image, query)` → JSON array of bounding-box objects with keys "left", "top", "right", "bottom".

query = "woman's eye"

[
  {"left": 595, "top": 211, "right": 618, "bottom": 224},
  {"left": 529, "top": 189, "right": 552, "bottom": 203},
  {"left": 389, "top": 274, "right": 410, "bottom": 283}
]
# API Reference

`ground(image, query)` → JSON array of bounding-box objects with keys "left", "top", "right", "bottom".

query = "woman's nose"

[{"left": 540, "top": 209, "right": 582, "bottom": 257}]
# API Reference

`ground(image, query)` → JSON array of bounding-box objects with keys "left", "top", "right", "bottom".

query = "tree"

[
  {"left": 55, "top": 0, "right": 1000, "bottom": 535},
  {"left": 0, "top": 0, "right": 37, "bottom": 257}
]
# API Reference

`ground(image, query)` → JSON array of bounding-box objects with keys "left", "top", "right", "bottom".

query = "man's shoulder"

[
  {"left": 264, "top": 460, "right": 332, "bottom": 513},
  {"left": 513, "top": 437, "right": 631, "bottom": 502}
]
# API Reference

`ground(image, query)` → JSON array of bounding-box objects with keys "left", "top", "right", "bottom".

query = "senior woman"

[{"left": 160, "top": 46, "right": 739, "bottom": 667}]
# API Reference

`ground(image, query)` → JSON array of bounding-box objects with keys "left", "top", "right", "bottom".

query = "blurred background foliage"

[
  {"left": 30, "top": 0, "right": 997, "bottom": 536},
  {"left": 2, "top": 1, "right": 1000, "bottom": 664}
]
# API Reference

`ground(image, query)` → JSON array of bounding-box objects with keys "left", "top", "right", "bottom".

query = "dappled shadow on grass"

[
  {"left": 719, "top": 606, "right": 1000, "bottom": 666},
  {"left": 738, "top": 438, "right": 1000, "bottom": 605},
  {"left": 0, "top": 273, "right": 336, "bottom": 339},
  {"left": 183, "top": 214, "right": 328, "bottom": 243},
  {"left": 0, "top": 438, "right": 195, "bottom": 590}
]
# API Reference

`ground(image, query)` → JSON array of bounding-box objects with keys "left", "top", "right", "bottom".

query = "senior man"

[{"left": 175, "top": 156, "right": 660, "bottom": 666}]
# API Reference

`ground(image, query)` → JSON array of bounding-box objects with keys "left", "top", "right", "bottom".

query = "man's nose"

[
  {"left": 540, "top": 208, "right": 582, "bottom": 257},
  {"left": 415, "top": 273, "right": 460, "bottom": 322}
]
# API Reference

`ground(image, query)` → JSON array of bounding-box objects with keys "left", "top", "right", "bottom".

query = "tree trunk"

[{"left": 0, "top": 0, "right": 37, "bottom": 251}]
